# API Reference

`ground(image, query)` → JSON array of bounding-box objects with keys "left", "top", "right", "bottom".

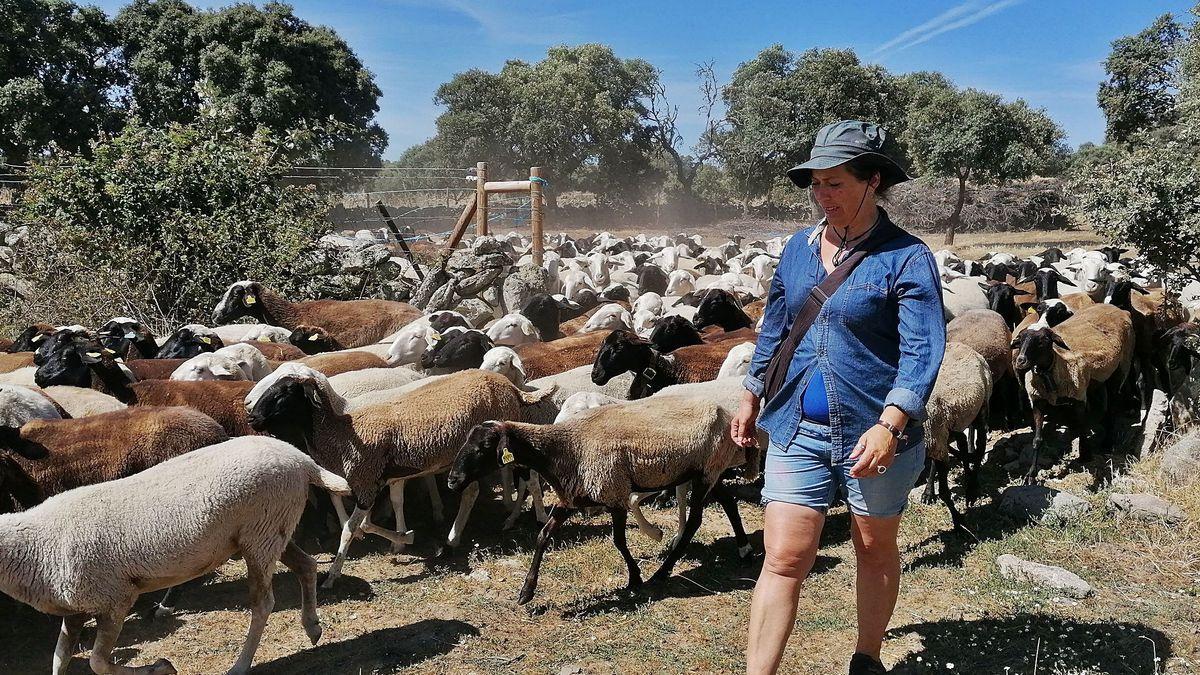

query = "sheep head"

[
  {"left": 447, "top": 421, "right": 510, "bottom": 493},
  {"left": 592, "top": 329, "right": 654, "bottom": 386},
  {"left": 212, "top": 280, "right": 267, "bottom": 325}
]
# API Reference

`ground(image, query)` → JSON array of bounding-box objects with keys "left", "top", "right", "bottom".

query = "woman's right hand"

[{"left": 731, "top": 391, "right": 761, "bottom": 448}]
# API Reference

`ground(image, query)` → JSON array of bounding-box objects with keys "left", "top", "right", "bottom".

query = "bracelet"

[{"left": 875, "top": 419, "right": 908, "bottom": 440}]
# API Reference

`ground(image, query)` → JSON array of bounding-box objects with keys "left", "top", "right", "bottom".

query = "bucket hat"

[{"left": 786, "top": 120, "right": 911, "bottom": 189}]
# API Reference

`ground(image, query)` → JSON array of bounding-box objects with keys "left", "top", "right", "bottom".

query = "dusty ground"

[{"left": 7, "top": 225, "right": 1192, "bottom": 675}]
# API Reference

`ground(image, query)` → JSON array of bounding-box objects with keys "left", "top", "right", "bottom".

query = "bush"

[{"left": 5, "top": 118, "right": 332, "bottom": 335}]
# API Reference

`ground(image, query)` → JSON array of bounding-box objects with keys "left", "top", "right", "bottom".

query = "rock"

[
  {"left": 558, "top": 666, "right": 585, "bottom": 675},
  {"left": 0, "top": 246, "right": 13, "bottom": 271},
  {"left": 465, "top": 568, "right": 491, "bottom": 582},
  {"left": 0, "top": 272, "right": 31, "bottom": 299},
  {"left": 454, "top": 298, "right": 495, "bottom": 328},
  {"left": 310, "top": 274, "right": 365, "bottom": 300},
  {"left": 1140, "top": 389, "right": 1169, "bottom": 456},
  {"left": 1108, "top": 493, "right": 1186, "bottom": 524},
  {"left": 1159, "top": 430, "right": 1200, "bottom": 485},
  {"left": 335, "top": 243, "right": 390, "bottom": 274},
  {"left": 998, "top": 485, "right": 1090, "bottom": 524},
  {"left": 378, "top": 279, "right": 412, "bottom": 302},
  {"left": 3, "top": 225, "right": 28, "bottom": 248},
  {"left": 503, "top": 264, "right": 551, "bottom": 314},
  {"left": 996, "top": 554, "right": 1094, "bottom": 598}
]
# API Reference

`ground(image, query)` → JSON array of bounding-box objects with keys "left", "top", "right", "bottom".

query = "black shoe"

[{"left": 849, "top": 652, "right": 887, "bottom": 675}]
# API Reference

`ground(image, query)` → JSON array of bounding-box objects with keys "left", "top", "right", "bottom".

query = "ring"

[{"left": 876, "top": 465, "right": 888, "bottom": 475}]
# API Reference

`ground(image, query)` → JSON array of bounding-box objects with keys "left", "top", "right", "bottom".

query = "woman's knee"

[
  {"left": 852, "top": 529, "right": 899, "bottom": 568},
  {"left": 762, "top": 540, "right": 818, "bottom": 579}
]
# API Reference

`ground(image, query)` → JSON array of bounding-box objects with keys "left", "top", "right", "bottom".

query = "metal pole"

[{"left": 374, "top": 201, "right": 425, "bottom": 281}]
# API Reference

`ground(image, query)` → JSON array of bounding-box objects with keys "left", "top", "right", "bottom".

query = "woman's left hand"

[{"left": 849, "top": 424, "right": 898, "bottom": 479}]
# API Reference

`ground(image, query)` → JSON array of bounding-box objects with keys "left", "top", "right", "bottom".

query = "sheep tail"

[
  {"left": 309, "top": 465, "right": 352, "bottom": 496},
  {"left": 520, "top": 384, "right": 558, "bottom": 405}
]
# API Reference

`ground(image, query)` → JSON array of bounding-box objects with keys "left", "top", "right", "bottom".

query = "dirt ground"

[{"left": 6, "top": 225, "right": 1194, "bottom": 675}]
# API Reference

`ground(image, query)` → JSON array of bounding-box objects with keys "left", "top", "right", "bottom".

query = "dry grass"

[{"left": 1, "top": 416, "right": 1196, "bottom": 675}]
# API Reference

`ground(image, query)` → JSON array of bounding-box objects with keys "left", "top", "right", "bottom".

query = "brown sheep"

[
  {"left": 212, "top": 280, "right": 422, "bottom": 348},
  {"left": 236, "top": 340, "right": 307, "bottom": 361},
  {"left": 947, "top": 309, "right": 1022, "bottom": 428},
  {"left": 514, "top": 330, "right": 611, "bottom": 380},
  {"left": 289, "top": 324, "right": 345, "bottom": 354},
  {"left": 591, "top": 329, "right": 752, "bottom": 399},
  {"left": 295, "top": 351, "right": 389, "bottom": 377},
  {"left": 0, "top": 352, "right": 35, "bottom": 375},
  {"left": 0, "top": 406, "right": 228, "bottom": 502},
  {"left": 127, "top": 380, "right": 259, "bottom": 437}
]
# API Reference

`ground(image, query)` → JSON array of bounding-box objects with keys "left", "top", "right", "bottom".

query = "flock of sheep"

[{"left": 0, "top": 229, "right": 1188, "bottom": 674}]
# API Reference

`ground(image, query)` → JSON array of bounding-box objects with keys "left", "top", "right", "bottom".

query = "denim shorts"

[{"left": 761, "top": 418, "right": 926, "bottom": 518}]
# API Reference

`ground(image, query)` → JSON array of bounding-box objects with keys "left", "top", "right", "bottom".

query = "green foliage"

[
  {"left": 1071, "top": 133, "right": 1200, "bottom": 281},
  {"left": 428, "top": 44, "right": 660, "bottom": 204},
  {"left": 115, "top": 0, "right": 387, "bottom": 164},
  {"left": 718, "top": 46, "right": 907, "bottom": 208},
  {"left": 10, "top": 117, "right": 331, "bottom": 331},
  {"left": 0, "top": 0, "right": 124, "bottom": 163},
  {"left": 1180, "top": 3, "right": 1200, "bottom": 126},
  {"left": 1098, "top": 13, "right": 1184, "bottom": 143}
]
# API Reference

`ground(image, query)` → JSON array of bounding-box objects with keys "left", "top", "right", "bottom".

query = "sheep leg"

[
  {"left": 90, "top": 604, "right": 176, "bottom": 675},
  {"left": 52, "top": 614, "right": 86, "bottom": 675},
  {"left": 387, "top": 480, "right": 408, "bottom": 553},
  {"left": 423, "top": 474, "right": 445, "bottom": 523},
  {"left": 1024, "top": 406, "right": 1046, "bottom": 485},
  {"left": 503, "top": 471, "right": 530, "bottom": 530},
  {"left": 710, "top": 482, "right": 752, "bottom": 559},
  {"left": 648, "top": 478, "right": 711, "bottom": 585},
  {"left": 499, "top": 466, "right": 516, "bottom": 511},
  {"left": 331, "top": 493, "right": 350, "bottom": 531},
  {"left": 517, "top": 505, "right": 575, "bottom": 605},
  {"left": 935, "top": 459, "right": 967, "bottom": 532},
  {"left": 226, "top": 553, "right": 275, "bottom": 675},
  {"left": 609, "top": 507, "right": 643, "bottom": 589},
  {"left": 629, "top": 493, "right": 664, "bottom": 542},
  {"left": 667, "top": 483, "right": 689, "bottom": 550},
  {"left": 921, "top": 459, "right": 938, "bottom": 505},
  {"left": 359, "top": 509, "right": 415, "bottom": 549},
  {"left": 323, "top": 507, "right": 368, "bottom": 589},
  {"left": 443, "top": 481, "right": 480, "bottom": 550},
  {"left": 529, "top": 471, "right": 548, "bottom": 524},
  {"left": 279, "top": 541, "right": 323, "bottom": 645}
]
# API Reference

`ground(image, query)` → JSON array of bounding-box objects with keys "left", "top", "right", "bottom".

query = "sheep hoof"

[
  {"left": 304, "top": 620, "right": 323, "bottom": 645},
  {"left": 737, "top": 544, "right": 753, "bottom": 559},
  {"left": 641, "top": 526, "right": 664, "bottom": 542},
  {"left": 147, "top": 658, "right": 178, "bottom": 675},
  {"left": 390, "top": 542, "right": 407, "bottom": 554},
  {"left": 647, "top": 570, "right": 671, "bottom": 586},
  {"left": 516, "top": 586, "right": 535, "bottom": 605},
  {"left": 153, "top": 604, "right": 175, "bottom": 618},
  {"left": 318, "top": 573, "right": 338, "bottom": 590}
]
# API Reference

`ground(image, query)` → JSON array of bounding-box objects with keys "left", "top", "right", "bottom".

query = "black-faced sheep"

[{"left": 591, "top": 330, "right": 751, "bottom": 399}]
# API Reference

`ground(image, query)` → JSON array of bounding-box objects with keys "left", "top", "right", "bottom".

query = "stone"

[
  {"left": 3, "top": 225, "right": 28, "bottom": 248},
  {"left": 334, "top": 243, "right": 390, "bottom": 274},
  {"left": 1140, "top": 389, "right": 1170, "bottom": 456},
  {"left": 378, "top": 279, "right": 412, "bottom": 302},
  {"left": 1108, "top": 493, "right": 1186, "bottom": 524},
  {"left": 465, "top": 568, "right": 491, "bottom": 582},
  {"left": 1159, "top": 430, "right": 1200, "bottom": 485},
  {"left": 996, "top": 554, "right": 1094, "bottom": 598},
  {"left": 0, "top": 246, "right": 13, "bottom": 271},
  {"left": 454, "top": 298, "right": 494, "bottom": 328},
  {"left": 998, "top": 485, "right": 1090, "bottom": 524},
  {"left": 310, "top": 274, "right": 365, "bottom": 300},
  {"left": 0, "top": 273, "right": 31, "bottom": 299},
  {"left": 502, "top": 264, "right": 552, "bottom": 314}
]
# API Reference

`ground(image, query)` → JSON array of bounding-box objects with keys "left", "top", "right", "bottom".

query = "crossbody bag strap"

[{"left": 759, "top": 231, "right": 898, "bottom": 404}]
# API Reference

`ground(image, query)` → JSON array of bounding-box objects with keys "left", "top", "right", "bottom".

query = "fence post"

[
  {"left": 475, "top": 161, "right": 488, "bottom": 236},
  {"left": 530, "top": 166, "right": 544, "bottom": 266}
]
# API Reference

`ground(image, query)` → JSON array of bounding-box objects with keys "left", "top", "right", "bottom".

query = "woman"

[{"left": 733, "top": 121, "right": 946, "bottom": 675}]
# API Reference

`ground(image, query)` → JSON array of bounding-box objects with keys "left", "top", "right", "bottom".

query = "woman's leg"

[
  {"left": 746, "top": 501, "right": 825, "bottom": 675},
  {"left": 849, "top": 512, "right": 902, "bottom": 660}
]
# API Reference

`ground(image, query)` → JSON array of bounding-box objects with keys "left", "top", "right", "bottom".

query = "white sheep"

[
  {"left": 328, "top": 366, "right": 426, "bottom": 401},
  {"left": 481, "top": 347, "right": 526, "bottom": 387},
  {"left": 633, "top": 291, "right": 664, "bottom": 316},
  {"left": 170, "top": 352, "right": 248, "bottom": 381},
  {"left": 0, "top": 436, "right": 350, "bottom": 675},
  {"left": 240, "top": 324, "right": 293, "bottom": 343},
  {"left": 41, "top": 386, "right": 126, "bottom": 417},
  {"left": 0, "top": 384, "right": 63, "bottom": 427},
  {"left": 486, "top": 312, "right": 540, "bottom": 346},
  {"left": 717, "top": 341, "right": 757, "bottom": 379},
  {"left": 215, "top": 343, "right": 274, "bottom": 380},
  {"left": 577, "top": 303, "right": 633, "bottom": 333}
]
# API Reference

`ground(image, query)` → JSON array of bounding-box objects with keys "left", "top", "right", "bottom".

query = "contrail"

[{"left": 873, "top": 0, "right": 1026, "bottom": 56}]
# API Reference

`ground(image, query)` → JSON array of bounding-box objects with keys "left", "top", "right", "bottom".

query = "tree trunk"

[{"left": 944, "top": 174, "right": 968, "bottom": 246}]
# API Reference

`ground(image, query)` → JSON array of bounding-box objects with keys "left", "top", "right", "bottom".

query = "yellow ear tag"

[
  {"left": 257, "top": 337, "right": 269, "bottom": 342},
  {"left": 244, "top": 295, "right": 257, "bottom": 306},
  {"left": 31, "top": 334, "right": 43, "bottom": 343},
  {"left": 308, "top": 334, "right": 320, "bottom": 341},
  {"left": 1026, "top": 306, "right": 1037, "bottom": 315},
  {"left": 430, "top": 332, "right": 442, "bottom": 342},
  {"left": 199, "top": 336, "right": 212, "bottom": 345},
  {"left": 501, "top": 448, "right": 515, "bottom": 465},
  {"left": 86, "top": 352, "right": 101, "bottom": 358}
]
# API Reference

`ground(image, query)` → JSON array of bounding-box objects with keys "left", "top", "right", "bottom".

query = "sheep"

[
  {"left": 0, "top": 405, "right": 228, "bottom": 508},
  {"left": 1072, "top": 255, "right": 1111, "bottom": 300},
  {"left": 40, "top": 386, "right": 126, "bottom": 417},
  {"left": 575, "top": 303, "right": 633, "bottom": 334},
  {"left": 446, "top": 394, "right": 758, "bottom": 605},
  {"left": 0, "top": 384, "right": 63, "bottom": 428},
  {"left": 240, "top": 324, "right": 293, "bottom": 343},
  {"left": 665, "top": 269, "right": 695, "bottom": 296},
  {"left": 519, "top": 295, "right": 568, "bottom": 341},
  {"left": 0, "top": 366, "right": 35, "bottom": 386},
  {"left": 212, "top": 280, "right": 422, "bottom": 348},
  {"left": 941, "top": 276, "right": 991, "bottom": 322},
  {"left": 0, "top": 437, "right": 349, "bottom": 675},
  {"left": 96, "top": 317, "right": 158, "bottom": 359},
  {"left": 327, "top": 366, "right": 426, "bottom": 401},
  {"left": 980, "top": 282, "right": 1032, "bottom": 329},
  {"left": 946, "top": 308, "right": 1022, "bottom": 429},
  {"left": 691, "top": 288, "right": 755, "bottom": 332},
  {"left": 238, "top": 340, "right": 308, "bottom": 361},
  {"left": 420, "top": 328, "right": 495, "bottom": 372},
  {"left": 157, "top": 324, "right": 224, "bottom": 359},
  {"left": 170, "top": 352, "right": 250, "bottom": 382},
  {"left": 296, "top": 350, "right": 389, "bottom": 377},
  {"left": 592, "top": 329, "right": 751, "bottom": 399},
  {"left": 126, "top": 380, "right": 259, "bottom": 437},
  {"left": 385, "top": 310, "right": 472, "bottom": 366},
  {"left": 1010, "top": 303, "right": 1135, "bottom": 481},
  {"left": 289, "top": 324, "right": 344, "bottom": 354},
  {"left": 214, "top": 343, "right": 274, "bottom": 380},
  {"left": 919, "top": 342, "right": 993, "bottom": 531},
  {"left": 245, "top": 366, "right": 555, "bottom": 586},
  {"left": 717, "top": 341, "right": 757, "bottom": 379},
  {"left": 486, "top": 312, "right": 540, "bottom": 346},
  {"left": 480, "top": 346, "right": 526, "bottom": 387},
  {"left": 514, "top": 330, "right": 611, "bottom": 380},
  {"left": 0, "top": 351, "right": 35, "bottom": 374},
  {"left": 7, "top": 323, "right": 55, "bottom": 352}
]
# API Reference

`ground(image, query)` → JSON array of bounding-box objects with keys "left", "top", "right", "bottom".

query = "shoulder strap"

[{"left": 759, "top": 230, "right": 897, "bottom": 404}]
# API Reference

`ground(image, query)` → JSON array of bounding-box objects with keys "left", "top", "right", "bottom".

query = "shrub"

[{"left": 5, "top": 117, "right": 331, "bottom": 335}]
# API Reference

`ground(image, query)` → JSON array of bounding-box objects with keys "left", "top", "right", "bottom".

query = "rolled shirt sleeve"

[
  {"left": 743, "top": 243, "right": 794, "bottom": 397},
  {"left": 887, "top": 250, "right": 946, "bottom": 422}
]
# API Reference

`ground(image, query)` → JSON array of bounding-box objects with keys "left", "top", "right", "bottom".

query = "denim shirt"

[{"left": 742, "top": 209, "right": 946, "bottom": 457}]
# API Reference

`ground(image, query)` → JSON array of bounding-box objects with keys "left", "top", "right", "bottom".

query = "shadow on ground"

[
  {"left": 888, "top": 614, "right": 1171, "bottom": 674},
  {"left": 253, "top": 618, "right": 479, "bottom": 674}
]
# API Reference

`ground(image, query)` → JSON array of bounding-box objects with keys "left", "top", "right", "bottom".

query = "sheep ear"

[
  {"left": 1132, "top": 283, "right": 1150, "bottom": 294},
  {"left": 495, "top": 426, "right": 514, "bottom": 465},
  {"left": 1014, "top": 289, "right": 1031, "bottom": 296},
  {"left": 1050, "top": 333, "right": 1070, "bottom": 351},
  {"left": 1056, "top": 272, "right": 1076, "bottom": 286},
  {"left": 977, "top": 282, "right": 991, "bottom": 291}
]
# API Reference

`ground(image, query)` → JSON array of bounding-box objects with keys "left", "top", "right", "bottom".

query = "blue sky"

[{"left": 91, "top": 0, "right": 1195, "bottom": 159}]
